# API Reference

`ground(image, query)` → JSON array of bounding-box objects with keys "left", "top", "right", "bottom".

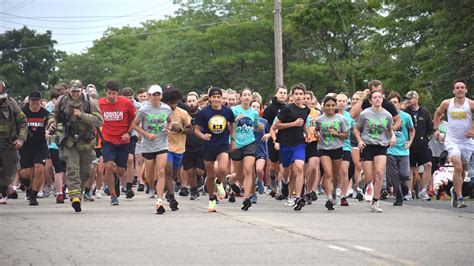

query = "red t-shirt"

[{"left": 97, "top": 96, "right": 137, "bottom": 145}]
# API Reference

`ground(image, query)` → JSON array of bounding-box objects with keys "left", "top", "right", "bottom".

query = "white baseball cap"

[{"left": 148, "top": 85, "right": 162, "bottom": 95}]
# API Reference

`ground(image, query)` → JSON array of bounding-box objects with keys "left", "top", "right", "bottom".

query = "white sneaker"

[
  {"left": 403, "top": 191, "right": 412, "bottom": 201},
  {"left": 37, "top": 191, "right": 44, "bottom": 198},
  {"left": 370, "top": 201, "right": 383, "bottom": 213},
  {"left": 285, "top": 198, "right": 296, "bottom": 207},
  {"left": 95, "top": 190, "right": 102, "bottom": 199},
  {"left": 347, "top": 187, "right": 354, "bottom": 197},
  {"left": 419, "top": 189, "right": 431, "bottom": 201}
]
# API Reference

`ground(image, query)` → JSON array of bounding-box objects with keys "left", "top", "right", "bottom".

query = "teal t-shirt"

[
  {"left": 342, "top": 111, "right": 354, "bottom": 152},
  {"left": 388, "top": 110, "right": 413, "bottom": 156},
  {"left": 231, "top": 105, "right": 259, "bottom": 149}
]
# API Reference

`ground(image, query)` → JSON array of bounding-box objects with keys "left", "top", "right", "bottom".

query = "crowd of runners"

[{"left": 0, "top": 78, "right": 473, "bottom": 214}]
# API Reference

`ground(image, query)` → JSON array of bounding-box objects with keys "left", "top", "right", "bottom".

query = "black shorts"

[
  {"left": 305, "top": 141, "right": 319, "bottom": 162},
  {"left": 49, "top": 148, "right": 65, "bottom": 173},
  {"left": 230, "top": 142, "right": 256, "bottom": 161},
  {"left": 129, "top": 135, "right": 138, "bottom": 155},
  {"left": 342, "top": 150, "right": 352, "bottom": 162},
  {"left": 319, "top": 147, "right": 343, "bottom": 160},
  {"left": 361, "top": 145, "right": 388, "bottom": 161},
  {"left": 182, "top": 150, "right": 205, "bottom": 170},
  {"left": 95, "top": 148, "right": 102, "bottom": 158},
  {"left": 203, "top": 146, "right": 229, "bottom": 162},
  {"left": 267, "top": 139, "right": 280, "bottom": 163},
  {"left": 142, "top": 150, "right": 168, "bottom": 161},
  {"left": 19, "top": 145, "right": 48, "bottom": 169},
  {"left": 409, "top": 147, "right": 433, "bottom": 167}
]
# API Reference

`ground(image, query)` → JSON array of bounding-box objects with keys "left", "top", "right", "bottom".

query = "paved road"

[{"left": 1, "top": 191, "right": 473, "bottom": 265}]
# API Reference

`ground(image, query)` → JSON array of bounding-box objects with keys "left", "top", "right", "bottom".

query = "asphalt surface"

[{"left": 1, "top": 191, "right": 473, "bottom": 265}]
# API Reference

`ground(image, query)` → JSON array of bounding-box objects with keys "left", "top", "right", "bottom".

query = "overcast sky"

[{"left": 0, "top": 0, "right": 179, "bottom": 54}]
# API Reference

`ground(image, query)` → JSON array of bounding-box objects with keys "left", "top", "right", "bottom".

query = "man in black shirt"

[
  {"left": 350, "top": 80, "right": 401, "bottom": 131},
  {"left": 404, "top": 91, "right": 434, "bottom": 201},
  {"left": 274, "top": 83, "right": 310, "bottom": 211},
  {"left": 262, "top": 85, "right": 287, "bottom": 195},
  {"left": 19, "top": 91, "right": 50, "bottom": 206}
]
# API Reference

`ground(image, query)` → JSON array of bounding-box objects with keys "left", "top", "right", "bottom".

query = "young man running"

[
  {"left": 433, "top": 79, "right": 474, "bottom": 208},
  {"left": 97, "top": 81, "right": 137, "bottom": 206},
  {"left": 194, "top": 87, "right": 235, "bottom": 212},
  {"left": 274, "top": 84, "right": 310, "bottom": 211}
]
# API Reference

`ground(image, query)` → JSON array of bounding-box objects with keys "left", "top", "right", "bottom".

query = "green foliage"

[{"left": 0, "top": 26, "right": 63, "bottom": 98}]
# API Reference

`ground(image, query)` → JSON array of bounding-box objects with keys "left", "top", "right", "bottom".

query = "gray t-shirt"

[
  {"left": 357, "top": 107, "right": 393, "bottom": 146},
  {"left": 315, "top": 113, "right": 348, "bottom": 150},
  {"left": 428, "top": 120, "right": 448, "bottom": 157},
  {"left": 136, "top": 101, "right": 171, "bottom": 153}
]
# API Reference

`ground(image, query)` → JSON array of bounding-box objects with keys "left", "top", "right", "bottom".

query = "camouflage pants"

[
  {"left": 0, "top": 145, "right": 19, "bottom": 194},
  {"left": 59, "top": 146, "right": 95, "bottom": 198}
]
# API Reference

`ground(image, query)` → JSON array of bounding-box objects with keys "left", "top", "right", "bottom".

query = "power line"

[
  {"left": 3, "top": 20, "right": 241, "bottom": 52},
  {"left": 0, "top": 1, "right": 174, "bottom": 23}
]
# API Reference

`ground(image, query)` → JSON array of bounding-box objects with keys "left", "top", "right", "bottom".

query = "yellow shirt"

[{"left": 168, "top": 107, "right": 191, "bottom": 153}]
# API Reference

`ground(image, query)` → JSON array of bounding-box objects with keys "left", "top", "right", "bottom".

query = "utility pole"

[{"left": 274, "top": 0, "right": 284, "bottom": 87}]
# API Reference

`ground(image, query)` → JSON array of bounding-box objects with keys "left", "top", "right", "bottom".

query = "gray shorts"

[{"left": 230, "top": 142, "right": 256, "bottom": 161}]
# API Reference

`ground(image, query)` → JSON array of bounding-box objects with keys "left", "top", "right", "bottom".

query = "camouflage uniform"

[
  {"left": 48, "top": 92, "right": 103, "bottom": 200},
  {"left": 0, "top": 97, "right": 28, "bottom": 196}
]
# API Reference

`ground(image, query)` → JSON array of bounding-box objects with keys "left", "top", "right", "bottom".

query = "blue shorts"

[
  {"left": 280, "top": 143, "right": 306, "bottom": 168},
  {"left": 167, "top": 152, "right": 184, "bottom": 171},
  {"left": 102, "top": 140, "right": 132, "bottom": 169}
]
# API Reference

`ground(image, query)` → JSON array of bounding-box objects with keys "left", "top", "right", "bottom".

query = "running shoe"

[
  {"left": 457, "top": 198, "right": 467, "bottom": 208},
  {"left": 403, "top": 191, "right": 412, "bottom": 201},
  {"left": 155, "top": 199, "right": 165, "bottom": 214},
  {"left": 241, "top": 197, "right": 252, "bottom": 211},
  {"left": 126, "top": 189, "right": 135, "bottom": 199},
  {"left": 110, "top": 196, "right": 119, "bottom": 206},
  {"left": 37, "top": 191, "right": 44, "bottom": 198},
  {"left": 293, "top": 197, "right": 306, "bottom": 211},
  {"left": 137, "top": 184, "right": 145, "bottom": 192},
  {"left": 370, "top": 201, "right": 383, "bottom": 213},
  {"left": 269, "top": 190, "right": 277, "bottom": 197},
  {"left": 174, "top": 182, "right": 182, "bottom": 193},
  {"left": 29, "top": 197, "right": 38, "bottom": 206},
  {"left": 251, "top": 194, "right": 257, "bottom": 204},
  {"left": 179, "top": 187, "right": 190, "bottom": 197},
  {"left": 355, "top": 187, "right": 364, "bottom": 201},
  {"left": 43, "top": 186, "right": 51, "bottom": 198},
  {"left": 380, "top": 190, "right": 389, "bottom": 200},
  {"left": 228, "top": 192, "right": 236, "bottom": 203},
  {"left": 215, "top": 180, "right": 226, "bottom": 200},
  {"left": 83, "top": 192, "right": 95, "bottom": 202},
  {"left": 309, "top": 191, "right": 318, "bottom": 202},
  {"left": 56, "top": 194, "right": 65, "bottom": 204},
  {"left": 7, "top": 187, "right": 18, "bottom": 199},
  {"left": 450, "top": 187, "right": 458, "bottom": 208},
  {"left": 275, "top": 194, "right": 286, "bottom": 201},
  {"left": 71, "top": 197, "right": 81, "bottom": 213},
  {"left": 281, "top": 181, "right": 289, "bottom": 198},
  {"left": 95, "top": 190, "right": 102, "bottom": 199},
  {"left": 103, "top": 186, "right": 111, "bottom": 196},
  {"left": 169, "top": 198, "right": 179, "bottom": 211},
  {"left": 419, "top": 189, "right": 431, "bottom": 201},
  {"left": 190, "top": 189, "right": 200, "bottom": 200},
  {"left": 208, "top": 199, "right": 217, "bottom": 212},
  {"left": 325, "top": 199, "right": 335, "bottom": 211},
  {"left": 0, "top": 194, "right": 7, "bottom": 204},
  {"left": 149, "top": 188, "right": 156, "bottom": 198},
  {"left": 393, "top": 201, "right": 403, "bottom": 206},
  {"left": 285, "top": 198, "right": 295, "bottom": 207},
  {"left": 257, "top": 181, "right": 264, "bottom": 194},
  {"left": 229, "top": 182, "right": 242, "bottom": 194},
  {"left": 340, "top": 197, "right": 349, "bottom": 206}
]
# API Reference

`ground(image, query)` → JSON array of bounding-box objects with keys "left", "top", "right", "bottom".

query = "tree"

[{"left": 0, "top": 26, "right": 63, "bottom": 97}]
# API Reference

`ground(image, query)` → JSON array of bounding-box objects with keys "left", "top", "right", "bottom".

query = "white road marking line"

[
  {"left": 327, "top": 245, "right": 348, "bottom": 251},
  {"left": 353, "top": 245, "right": 375, "bottom": 252}
]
